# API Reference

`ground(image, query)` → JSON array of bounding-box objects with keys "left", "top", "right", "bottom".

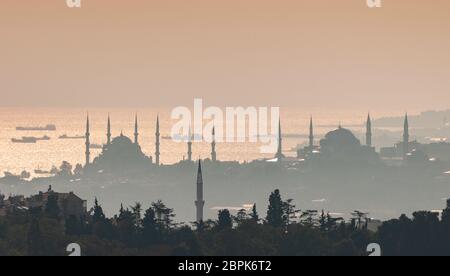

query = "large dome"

[
  {"left": 111, "top": 134, "right": 133, "bottom": 145},
  {"left": 318, "top": 126, "right": 379, "bottom": 163},
  {"left": 323, "top": 127, "right": 361, "bottom": 148},
  {"left": 319, "top": 127, "right": 362, "bottom": 156},
  {"left": 92, "top": 134, "right": 152, "bottom": 171}
]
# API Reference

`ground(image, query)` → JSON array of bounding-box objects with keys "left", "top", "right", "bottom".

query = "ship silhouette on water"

[
  {"left": 11, "top": 135, "right": 51, "bottom": 144},
  {"left": 58, "top": 134, "right": 85, "bottom": 140},
  {"left": 16, "top": 124, "right": 56, "bottom": 131}
]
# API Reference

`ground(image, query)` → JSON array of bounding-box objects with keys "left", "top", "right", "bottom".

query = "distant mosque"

[
  {"left": 81, "top": 110, "right": 440, "bottom": 172},
  {"left": 290, "top": 114, "right": 379, "bottom": 164},
  {"left": 83, "top": 113, "right": 219, "bottom": 172},
  {"left": 380, "top": 114, "right": 438, "bottom": 164},
  {"left": 84, "top": 114, "right": 156, "bottom": 172}
]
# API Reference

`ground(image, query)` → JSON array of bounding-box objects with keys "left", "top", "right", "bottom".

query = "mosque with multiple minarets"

[
  {"left": 80, "top": 112, "right": 428, "bottom": 223},
  {"left": 83, "top": 112, "right": 419, "bottom": 170},
  {"left": 83, "top": 114, "right": 221, "bottom": 170},
  {"left": 83, "top": 113, "right": 211, "bottom": 222}
]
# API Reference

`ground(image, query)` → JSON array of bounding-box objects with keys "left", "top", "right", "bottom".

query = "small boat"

[
  {"left": 59, "top": 134, "right": 85, "bottom": 139},
  {"left": 23, "top": 135, "right": 51, "bottom": 141},
  {"left": 16, "top": 124, "right": 56, "bottom": 131},
  {"left": 12, "top": 137, "right": 37, "bottom": 143},
  {"left": 35, "top": 135, "right": 51, "bottom": 141},
  {"left": 34, "top": 169, "right": 51, "bottom": 174}
]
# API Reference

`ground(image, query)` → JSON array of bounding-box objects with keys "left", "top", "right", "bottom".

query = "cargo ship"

[
  {"left": 59, "top": 134, "right": 85, "bottom": 139},
  {"left": 11, "top": 137, "right": 37, "bottom": 143},
  {"left": 11, "top": 135, "right": 51, "bottom": 143},
  {"left": 16, "top": 124, "right": 56, "bottom": 131}
]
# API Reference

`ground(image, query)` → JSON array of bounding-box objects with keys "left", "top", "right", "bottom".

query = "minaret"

[
  {"left": 134, "top": 114, "right": 139, "bottom": 145},
  {"left": 195, "top": 160, "right": 205, "bottom": 223},
  {"left": 275, "top": 118, "right": 283, "bottom": 162},
  {"left": 107, "top": 114, "right": 111, "bottom": 145},
  {"left": 155, "top": 116, "right": 160, "bottom": 166},
  {"left": 309, "top": 116, "right": 314, "bottom": 150},
  {"left": 366, "top": 113, "right": 372, "bottom": 147},
  {"left": 211, "top": 126, "right": 217, "bottom": 162},
  {"left": 187, "top": 126, "right": 193, "bottom": 162},
  {"left": 403, "top": 113, "right": 409, "bottom": 159},
  {"left": 85, "top": 113, "right": 90, "bottom": 166}
]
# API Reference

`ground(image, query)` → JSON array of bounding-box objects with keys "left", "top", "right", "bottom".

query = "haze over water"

[{"left": 0, "top": 107, "right": 410, "bottom": 178}]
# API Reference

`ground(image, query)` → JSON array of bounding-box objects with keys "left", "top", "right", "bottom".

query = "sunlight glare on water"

[{"left": 0, "top": 107, "right": 401, "bottom": 177}]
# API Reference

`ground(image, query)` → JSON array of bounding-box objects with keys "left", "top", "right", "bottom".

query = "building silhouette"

[
  {"left": 85, "top": 114, "right": 90, "bottom": 166},
  {"left": 309, "top": 116, "right": 314, "bottom": 151},
  {"left": 195, "top": 160, "right": 205, "bottom": 223},
  {"left": 187, "top": 126, "right": 193, "bottom": 162},
  {"left": 403, "top": 114, "right": 410, "bottom": 160},
  {"left": 297, "top": 117, "right": 320, "bottom": 159},
  {"left": 107, "top": 114, "right": 112, "bottom": 146},
  {"left": 211, "top": 126, "right": 217, "bottom": 162},
  {"left": 366, "top": 113, "right": 372, "bottom": 148},
  {"left": 134, "top": 114, "right": 139, "bottom": 145},
  {"left": 0, "top": 186, "right": 87, "bottom": 219},
  {"left": 275, "top": 119, "right": 284, "bottom": 162},
  {"left": 155, "top": 116, "right": 161, "bottom": 166},
  {"left": 78, "top": 111, "right": 450, "bottom": 173}
]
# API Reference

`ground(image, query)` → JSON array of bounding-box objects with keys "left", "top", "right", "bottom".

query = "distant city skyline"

[{"left": 1, "top": 1, "right": 450, "bottom": 110}]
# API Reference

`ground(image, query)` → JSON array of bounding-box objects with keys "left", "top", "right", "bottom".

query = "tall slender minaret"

[
  {"left": 403, "top": 113, "right": 409, "bottom": 159},
  {"left": 107, "top": 114, "right": 111, "bottom": 145},
  {"left": 366, "top": 113, "right": 372, "bottom": 147},
  {"left": 309, "top": 116, "right": 314, "bottom": 150},
  {"left": 85, "top": 113, "right": 90, "bottom": 166},
  {"left": 195, "top": 160, "right": 205, "bottom": 223},
  {"left": 211, "top": 126, "right": 217, "bottom": 162},
  {"left": 275, "top": 118, "right": 283, "bottom": 162},
  {"left": 155, "top": 116, "right": 160, "bottom": 166},
  {"left": 134, "top": 114, "right": 139, "bottom": 145},
  {"left": 187, "top": 126, "right": 193, "bottom": 162}
]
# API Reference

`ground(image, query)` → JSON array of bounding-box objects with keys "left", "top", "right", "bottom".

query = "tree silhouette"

[
  {"left": 116, "top": 206, "right": 135, "bottom": 245},
  {"left": 152, "top": 200, "right": 176, "bottom": 232},
  {"left": 233, "top": 209, "right": 248, "bottom": 226},
  {"left": 266, "top": 189, "right": 284, "bottom": 228},
  {"left": 45, "top": 192, "right": 60, "bottom": 219},
  {"left": 217, "top": 209, "right": 233, "bottom": 230},
  {"left": 250, "top": 204, "right": 259, "bottom": 223},
  {"left": 131, "top": 202, "right": 142, "bottom": 230},
  {"left": 93, "top": 198, "right": 106, "bottom": 223},
  {"left": 282, "top": 199, "right": 299, "bottom": 226},
  {"left": 142, "top": 207, "right": 160, "bottom": 245},
  {"left": 73, "top": 164, "right": 83, "bottom": 176},
  {"left": 351, "top": 210, "right": 369, "bottom": 230},
  {"left": 319, "top": 210, "right": 327, "bottom": 231},
  {"left": 58, "top": 161, "right": 73, "bottom": 177},
  {"left": 27, "top": 217, "right": 43, "bottom": 256},
  {"left": 300, "top": 210, "right": 318, "bottom": 227}
]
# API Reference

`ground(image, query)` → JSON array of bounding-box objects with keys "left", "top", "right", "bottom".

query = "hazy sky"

[{"left": 1, "top": 0, "right": 450, "bottom": 110}]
